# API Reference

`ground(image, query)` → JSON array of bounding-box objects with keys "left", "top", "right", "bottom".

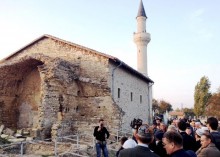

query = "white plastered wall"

[{"left": 109, "top": 63, "right": 152, "bottom": 130}]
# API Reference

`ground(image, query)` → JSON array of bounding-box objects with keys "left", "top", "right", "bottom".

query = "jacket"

[
  {"left": 93, "top": 126, "right": 109, "bottom": 141},
  {"left": 119, "top": 145, "right": 159, "bottom": 157},
  {"left": 180, "top": 131, "right": 197, "bottom": 151},
  {"left": 196, "top": 143, "right": 220, "bottom": 157},
  {"left": 210, "top": 131, "right": 220, "bottom": 150},
  {"left": 170, "top": 149, "right": 192, "bottom": 157},
  {"left": 154, "top": 141, "right": 169, "bottom": 157}
]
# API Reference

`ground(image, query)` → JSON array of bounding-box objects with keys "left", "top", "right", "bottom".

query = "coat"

[
  {"left": 118, "top": 145, "right": 159, "bottom": 157},
  {"left": 170, "top": 149, "right": 193, "bottom": 157},
  {"left": 180, "top": 131, "right": 197, "bottom": 151},
  {"left": 196, "top": 143, "right": 220, "bottom": 157},
  {"left": 154, "top": 141, "right": 169, "bottom": 157},
  {"left": 210, "top": 131, "right": 220, "bottom": 150}
]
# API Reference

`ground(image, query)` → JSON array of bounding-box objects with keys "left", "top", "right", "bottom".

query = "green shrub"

[{"left": 0, "top": 137, "right": 11, "bottom": 145}]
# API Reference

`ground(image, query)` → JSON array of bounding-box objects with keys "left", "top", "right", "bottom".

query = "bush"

[{"left": 0, "top": 137, "right": 11, "bottom": 145}]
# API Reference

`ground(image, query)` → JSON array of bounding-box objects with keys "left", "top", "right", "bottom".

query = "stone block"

[
  {"left": 14, "top": 133, "right": 22, "bottom": 138},
  {"left": 0, "top": 125, "right": 4, "bottom": 134},
  {"left": 30, "top": 129, "right": 41, "bottom": 139},
  {"left": 8, "top": 138, "right": 26, "bottom": 143},
  {"left": 1, "top": 134, "right": 9, "bottom": 139},
  {"left": 3, "top": 128, "right": 15, "bottom": 136},
  {"left": 26, "top": 137, "right": 34, "bottom": 141}
]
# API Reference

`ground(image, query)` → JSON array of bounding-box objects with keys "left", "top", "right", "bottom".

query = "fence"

[
  {"left": 0, "top": 141, "right": 26, "bottom": 156},
  {"left": 55, "top": 134, "right": 94, "bottom": 157},
  {"left": 0, "top": 128, "right": 132, "bottom": 157}
]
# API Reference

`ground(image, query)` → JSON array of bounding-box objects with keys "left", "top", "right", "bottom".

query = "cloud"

[
  {"left": 190, "top": 8, "right": 205, "bottom": 20},
  {"left": 188, "top": 8, "right": 213, "bottom": 42}
]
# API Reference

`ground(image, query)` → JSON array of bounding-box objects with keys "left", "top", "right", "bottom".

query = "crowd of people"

[{"left": 93, "top": 117, "right": 220, "bottom": 157}]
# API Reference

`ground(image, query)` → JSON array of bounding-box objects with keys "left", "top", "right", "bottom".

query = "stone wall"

[
  {"left": 0, "top": 58, "right": 44, "bottom": 129},
  {"left": 0, "top": 37, "right": 121, "bottom": 139},
  {"left": 17, "top": 68, "right": 41, "bottom": 128},
  {"left": 6, "top": 38, "right": 110, "bottom": 84},
  {"left": 109, "top": 62, "right": 151, "bottom": 130}
]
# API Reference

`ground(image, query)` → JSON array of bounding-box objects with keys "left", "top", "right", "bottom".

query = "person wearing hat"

[
  {"left": 201, "top": 126, "right": 209, "bottom": 133},
  {"left": 194, "top": 128, "right": 205, "bottom": 151},
  {"left": 119, "top": 124, "right": 159, "bottom": 157},
  {"left": 150, "top": 122, "right": 166, "bottom": 153},
  {"left": 195, "top": 122, "right": 201, "bottom": 131},
  {"left": 122, "top": 138, "right": 137, "bottom": 149},
  {"left": 196, "top": 132, "right": 220, "bottom": 157}
]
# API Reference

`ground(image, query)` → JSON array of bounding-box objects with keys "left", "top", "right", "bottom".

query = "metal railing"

[
  {"left": 54, "top": 134, "right": 94, "bottom": 157},
  {"left": 0, "top": 128, "right": 132, "bottom": 156}
]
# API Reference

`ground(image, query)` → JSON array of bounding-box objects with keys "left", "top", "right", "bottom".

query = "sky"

[{"left": 1, "top": 0, "right": 220, "bottom": 109}]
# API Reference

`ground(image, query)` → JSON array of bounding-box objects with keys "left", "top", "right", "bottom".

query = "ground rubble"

[{"left": 0, "top": 124, "right": 119, "bottom": 157}]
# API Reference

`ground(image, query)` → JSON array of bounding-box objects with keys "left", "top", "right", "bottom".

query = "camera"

[{"left": 130, "top": 118, "right": 143, "bottom": 129}]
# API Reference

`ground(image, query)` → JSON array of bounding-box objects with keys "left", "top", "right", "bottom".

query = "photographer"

[
  {"left": 93, "top": 119, "right": 110, "bottom": 157},
  {"left": 119, "top": 124, "right": 159, "bottom": 157},
  {"left": 130, "top": 118, "right": 143, "bottom": 143},
  {"left": 120, "top": 118, "right": 143, "bottom": 150}
]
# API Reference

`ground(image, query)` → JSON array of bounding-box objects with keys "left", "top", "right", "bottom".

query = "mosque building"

[{"left": 0, "top": 0, "right": 153, "bottom": 139}]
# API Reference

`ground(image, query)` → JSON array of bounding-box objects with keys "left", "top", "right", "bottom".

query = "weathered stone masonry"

[
  {"left": 0, "top": 35, "right": 153, "bottom": 141},
  {"left": 0, "top": 36, "right": 121, "bottom": 140}
]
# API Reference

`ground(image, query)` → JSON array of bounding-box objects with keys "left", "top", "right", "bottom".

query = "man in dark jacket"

[
  {"left": 154, "top": 132, "right": 169, "bottom": 157},
  {"left": 119, "top": 124, "right": 159, "bottom": 157},
  {"left": 93, "top": 119, "right": 110, "bottom": 157},
  {"left": 162, "top": 131, "right": 196, "bottom": 157},
  {"left": 207, "top": 117, "right": 220, "bottom": 150},
  {"left": 177, "top": 120, "right": 197, "bottom": 151},
  {"left": 116, "top": 136, "right": 128, "bottom": 157}
]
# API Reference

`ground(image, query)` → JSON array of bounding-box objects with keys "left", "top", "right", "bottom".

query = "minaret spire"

[
  {"left": 133, "top": 0, "right": 151, "bottom": 76},
  {"left": 137, "top": 0, "right": 147, "bottom": 18}
]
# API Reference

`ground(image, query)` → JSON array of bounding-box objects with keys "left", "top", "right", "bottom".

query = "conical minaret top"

[
  {"left": 137, "top": 0, "right": 147, "bottom": 18},
  {"left": 133, "top": 0, "right": 151, "bottom": 77}
]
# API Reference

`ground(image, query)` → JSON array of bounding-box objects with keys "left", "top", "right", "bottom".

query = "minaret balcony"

[{"left": 133, "top": 32, "right": 151, "bottom": 43}]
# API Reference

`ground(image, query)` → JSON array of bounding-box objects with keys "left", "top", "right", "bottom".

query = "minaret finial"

[{"left": 137, "top": 0, "right": 147, "bottom": 18}]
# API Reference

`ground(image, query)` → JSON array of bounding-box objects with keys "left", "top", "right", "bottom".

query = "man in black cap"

[{"left": 119, "top": 124, "right": 159, "bottom": 157}]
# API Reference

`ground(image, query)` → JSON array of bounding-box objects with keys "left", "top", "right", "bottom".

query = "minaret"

[{"left": 133, "top": 0, "right": 151, "bottom": 76}]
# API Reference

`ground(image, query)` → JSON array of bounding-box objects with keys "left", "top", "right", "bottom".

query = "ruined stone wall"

[
  {"left": 0, "top": 59, "right": 44, "bottom": 129},
  {"left": 6, "top": 38, "right": 109, "bottom": 84},
  {"left": 36, "top": 58, "right": 80, "bottom": 139},
  {"left": 109, "top": 63, "right": 151, "bottom": 130},
  {"left": 1, "top": 38, "right": 121, "bottom": 138},
  {"left": 17, "top": 68, "right": 41, "bottom": 129}
]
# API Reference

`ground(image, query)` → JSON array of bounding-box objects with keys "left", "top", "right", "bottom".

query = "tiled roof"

[{"left": 169, "top": 111, "right": 185, "bottom": 116}]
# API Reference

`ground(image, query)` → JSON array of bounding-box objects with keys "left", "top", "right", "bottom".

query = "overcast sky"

[{"left": 1, "top": 0, "right": 220, "bottom": 109}]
